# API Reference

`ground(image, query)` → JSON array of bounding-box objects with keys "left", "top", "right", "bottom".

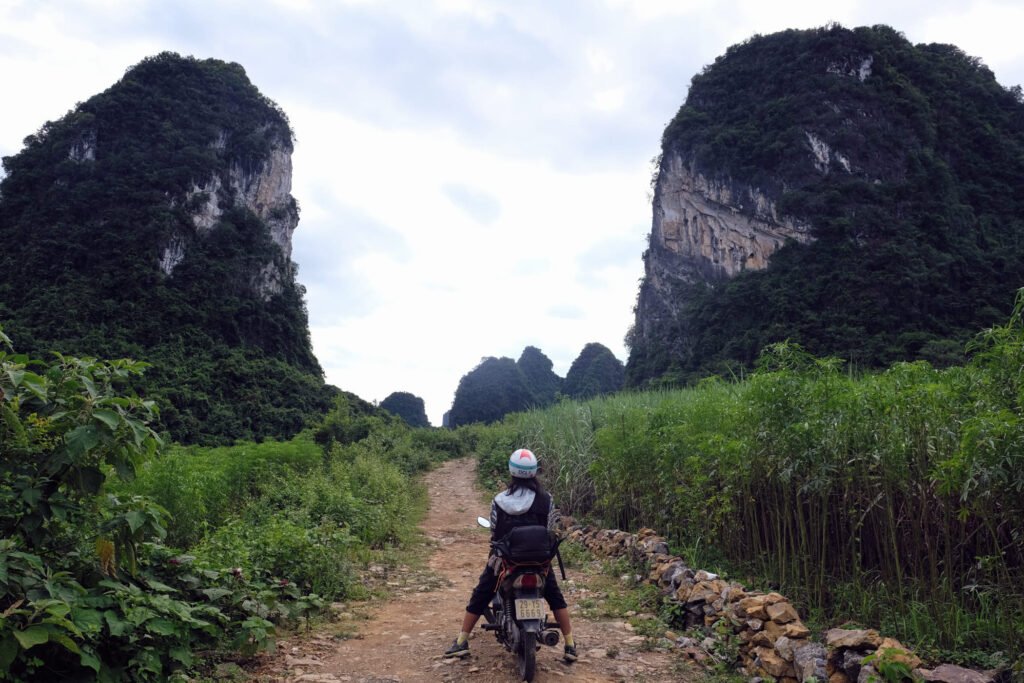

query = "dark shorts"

[{"left": 466, "top": 562, "right": 568, "bottom": 616}]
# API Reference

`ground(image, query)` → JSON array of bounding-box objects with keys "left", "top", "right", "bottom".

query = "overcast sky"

[{"left": 3, "top": 1, "right": 1023, "bottom": 425}]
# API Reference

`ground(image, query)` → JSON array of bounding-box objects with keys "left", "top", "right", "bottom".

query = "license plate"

[{"left": 515, "top": 598, "right": 545, "bottom": 620}]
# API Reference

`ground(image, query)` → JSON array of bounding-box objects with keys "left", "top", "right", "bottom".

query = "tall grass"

[
  {"left": 124, "top": 415, "right": 450, "bottom": 600},
  {"left": 472, "top": 295, "right": 1024, "bottom": 663}
]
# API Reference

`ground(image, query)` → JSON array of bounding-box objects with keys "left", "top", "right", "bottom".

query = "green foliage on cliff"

[
  {"left": 563, "top": 342, "right": 625, "bottom": 399},
  {"left": 517, "top": 346, "right": 563, "bottom": 405},
  {"left": 448, "top": 345, "right": 614, "bottom": 426},
  {"left": 628, "top": 24, "right": 1024, "bottom": 386},
  {"left": 448, "top": 357, "right": 535, "bottom": 427},
  {"left": 0, "top": 52, "right": 330, "bottom": 444},
  {"left": 380, "top": 391, "right": 430, "bottom": 428}
]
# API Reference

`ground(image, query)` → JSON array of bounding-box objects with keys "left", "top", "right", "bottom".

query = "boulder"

[
  {"left": 837, "top": 650, "right": 866, "bottom": 680},
  {"left": 687, "top": 581, "right": 722, "bottom": 604},
  {"left": 876, "top": 637, "right": 922, "bottom": 670},
  {"left": 825, "top": 628, "right": 883, "bottom": 650},
  {"left": 783, "top": 621, "right": 811, "bottom": 639},
  {"left": 763, "top": 619, "right": 786, "bottom": 641},
  {"left": 857, "top": 665, "right": 879, "bottom": 683},
  {"left": 738, "top": 595, "right": 771, "bottom": 619},
  {"left": 660, "top": 561, "right": 687, "bottom": 586},
  {"left": 775, "top": 636, "right": 797, "bottom": 662},
  {"left": 917, "top": 664, "right": 999, "bottom": 683},
  {"left": 767, "top": 601, "right": 800, "bottom": 624},
  {"left": 793, "top": 642, "right": 828, "bottom": 683},
  {"left": 829, "top": 674, "right": 851, "bottom": 683},
  {"left": 724, "top": 585, "right": 748, "bottom": 603},
  {"left": 754, "top": 646, "right": 796, "bottom": 678}
]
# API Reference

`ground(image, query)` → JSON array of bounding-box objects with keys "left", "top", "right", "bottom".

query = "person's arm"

[
  {"left": 547, "top": 495, "right": 561, "bottom": 534},
  {"left": 489, "top": 499, "right": 499, "bottom": 541}
]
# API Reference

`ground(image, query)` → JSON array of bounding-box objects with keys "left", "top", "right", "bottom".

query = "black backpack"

[{"left": 492, "top": 524, "right": 558, "bottom": 563}]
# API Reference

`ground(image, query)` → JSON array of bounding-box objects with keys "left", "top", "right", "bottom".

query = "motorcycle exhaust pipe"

[{"left": 541, "top": 630, "right": 560, "bottom": 647}]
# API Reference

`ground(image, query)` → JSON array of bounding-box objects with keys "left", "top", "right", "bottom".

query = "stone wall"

[{"left": 562, "top": 522, "right": 1005, "bottom": 683}]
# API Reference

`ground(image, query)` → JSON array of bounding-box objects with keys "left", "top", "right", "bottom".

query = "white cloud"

[{"left": 919, "top": 1, "right": 1024, "bottom": 78}]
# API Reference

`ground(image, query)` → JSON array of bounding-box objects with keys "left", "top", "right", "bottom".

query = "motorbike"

[{"left": 476, "top": 516, "right": 565, "bottom": 682}]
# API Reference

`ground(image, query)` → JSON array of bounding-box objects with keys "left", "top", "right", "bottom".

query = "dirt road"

[{"left": 263, "top": 458, "right": 692, "bottom": 682}]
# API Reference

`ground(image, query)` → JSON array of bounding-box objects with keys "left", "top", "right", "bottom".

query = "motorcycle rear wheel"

[{"left": 517, "top": 630, "right": 536, "bottom": 681}]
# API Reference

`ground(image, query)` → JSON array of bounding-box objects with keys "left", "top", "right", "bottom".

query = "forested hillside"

[
  {"left": 628, "top": 24, "right": 1024, "bottom": 386},
  {"left": 0, "top": 53, "right": 332, "bottom": 444},
  {"left": 447, "top": 343, "right": 624, "bottom": 426}
]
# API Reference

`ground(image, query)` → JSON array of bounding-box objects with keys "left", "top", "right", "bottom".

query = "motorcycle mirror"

[{"left": 477, "top": 516, "right": 491, "bottom": 529}]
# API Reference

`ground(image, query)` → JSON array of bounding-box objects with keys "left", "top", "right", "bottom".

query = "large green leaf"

[
  {"left": 46, "top": 628, "right": 81, "bottom": 655},
  {"left": 79, "top": 647, "right": 101, "bottom": 673},
  {"left": 71, "top": 608, "right": 104, "bottom": 634},
  {"left": 125, "top": 510, "right": 147, "bottom": 534},
  {"left": 12, "top": 625, "right": 49, "bottom": 649},
  {"left": 200, "top": 587, "right": 232, "bottom": 601},
  {"left": 144, "top": 618, "right": 180, "bottom": 636},
  {"left": 104, "top": 610, "right": 130, "bottom": 637},
  {"left": 0, "top": 635, "right": 18, "bottom": 670},
  {"left": 168, "top": 644, "right": 194, "bottom": 667},
  {"left": 65, "top": 424, "right": 101, "bottom": 458},
  {"left": 80, "top": 375, "right": 99, "bottom": 399},
  {"left": 19, "top": 372, "right": 47, "bottom": 399},
  {"left": 92, "top": 409, "right": 121, "bottom": 431}
]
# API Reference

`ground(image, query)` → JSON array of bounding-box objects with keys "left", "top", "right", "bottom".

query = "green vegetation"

[
  {"left": 517, "top": 346, "right": 563, "bottom": 405},
  {"left": 472, "top": 294, "right": 1024, "bottom": 665},
  {"left": 0, "top": 52, "right": 330, "bottom": 445},
  {"left": 0, "top": 330, "right": 457, "bottom": 681},
  {"left": 628, "top": 24, "right": 1024, "bottom": 388},
  {"left": 379, "top": 391, "right": 430, "bottom": 428},
  {"left": 448, "top": 344, "right": 624, "bottom": 427},
  {"left": 563, "top": 342, "right": 625, "bottom": 400},
  {"left": 448, "top": 356, "right": 537, "bottom": 427}
]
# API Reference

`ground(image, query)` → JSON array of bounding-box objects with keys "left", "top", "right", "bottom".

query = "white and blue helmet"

[{"left": 508, "top": 448, "right": 539, "bottom": 479}]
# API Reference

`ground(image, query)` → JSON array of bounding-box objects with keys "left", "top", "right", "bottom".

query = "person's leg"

[
  {"left": 446, "top": 564, "right": 496, "bottom": 656},
  {"left": 460, "top": 611, "right": 481, "bottom": 634},
  {"left": 544, "top": 572, "right": 577, "bottom": 661}
]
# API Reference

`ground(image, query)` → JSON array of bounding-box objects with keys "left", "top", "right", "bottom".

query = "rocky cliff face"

[
  {"left": 649, "top": 151, "right": 813, "bottom": 280},
  {"left": 0, "top": 52, "right": 329, "bottom": 444},
  {"left": 626, "top": 24, "right": 1024, "bottom": 385},
  {"left": 632, "top": 152, "right": 814, "bottom": 363},
  {"left": 161, "top": 127, "right": 298, "bottom": 299}
]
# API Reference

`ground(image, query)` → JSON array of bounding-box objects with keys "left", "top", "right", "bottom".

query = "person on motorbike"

[{"left": 444, "top": 448, "right": 577, "bottom": 662}]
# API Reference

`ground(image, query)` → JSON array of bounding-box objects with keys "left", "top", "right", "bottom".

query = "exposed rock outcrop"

[
  {"left": 160, "top": 126, "right": 298, "bottom": 299},
  {"left": 630, "top": 151, "right": 814, "bottom": 363},
  {"left": 650, "top": 152, "right": 814, "bottom": 282}
]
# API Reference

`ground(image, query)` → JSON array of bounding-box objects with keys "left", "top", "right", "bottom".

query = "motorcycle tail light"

[{"left": 513, "top": 573, "right": 543, "bottom": 590}]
